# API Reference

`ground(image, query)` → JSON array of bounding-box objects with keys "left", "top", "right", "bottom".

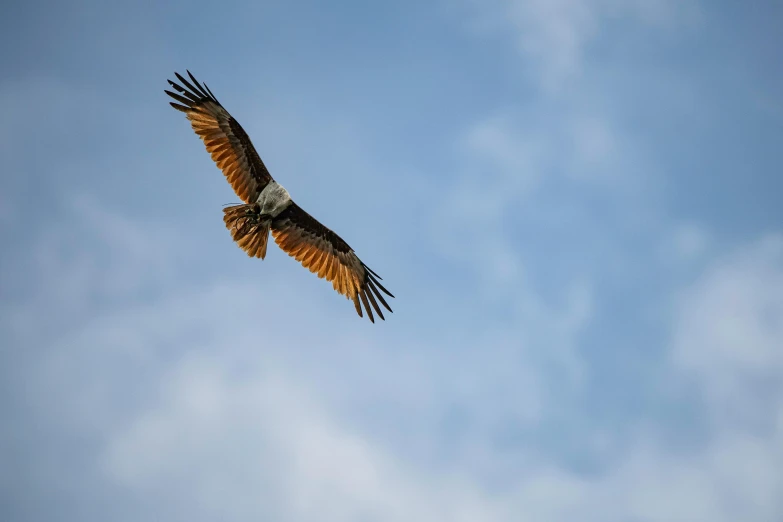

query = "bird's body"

[{"left": 165, "top": 70, "right": 393, "bottom": 322}]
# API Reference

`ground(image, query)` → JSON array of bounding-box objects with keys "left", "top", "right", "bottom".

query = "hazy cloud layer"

[{"left": 2, "top": 1, "right": 781, "bottom": 521}]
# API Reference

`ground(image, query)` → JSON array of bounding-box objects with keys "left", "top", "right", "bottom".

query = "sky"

[{"left": 1, "top": 0, "right": 782, "bottom": 521}]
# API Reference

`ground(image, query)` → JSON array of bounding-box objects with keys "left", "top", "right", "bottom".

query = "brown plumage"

[
  {"left": 166, "top": 70, "right": 394, "bottom": 322},
  {"left": 223, "top": 203, "right": 271, "bottom": 260},
  {"left": 271, "top": 202, "right": 393, "bottom": 323},
  {"left": 165, "top": 71, "right": 272, "bottom": 203}
]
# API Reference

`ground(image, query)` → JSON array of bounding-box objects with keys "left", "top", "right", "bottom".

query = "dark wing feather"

[
  {"left": 271, "top": 202, "right": 394, "bottom": 323},
  {"left": 165, "top": 70, "right": 272, "bottom": 203}
]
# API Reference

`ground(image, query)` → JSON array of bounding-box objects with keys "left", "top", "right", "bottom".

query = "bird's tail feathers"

[{"left": 223, "top": 204, "right": 271, "bottom": 259}]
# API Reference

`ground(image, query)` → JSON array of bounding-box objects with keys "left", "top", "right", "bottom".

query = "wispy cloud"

[
  {"left": 2, "top": 1, "right": 781, "bottom": 521},
  {"left": 461, "top": 0, "right": 700, "bottom": 90},
  {"left": 672, "top": 234, "right": 783, "bottom": 427},
  {"left": 7, "top": 177, "right": 779, "bottom": 522}
]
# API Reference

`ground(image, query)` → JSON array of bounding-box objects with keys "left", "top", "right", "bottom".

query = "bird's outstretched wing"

[
  {"left": 165, "top": 70, "right": 272, "bottom": 203},
  {"left": 271, "top": 202, "right": 394, "bottom": 322}
]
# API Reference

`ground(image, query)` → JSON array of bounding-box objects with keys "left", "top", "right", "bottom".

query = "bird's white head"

[{"left": 256, "top": 180, "right": 292, "bottom": 217}]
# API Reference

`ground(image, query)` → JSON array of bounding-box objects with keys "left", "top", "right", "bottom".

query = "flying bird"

[{"left": 165, "top": 70, "right": 394, "bottom": 322}]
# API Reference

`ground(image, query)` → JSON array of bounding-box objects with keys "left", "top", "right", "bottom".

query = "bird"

[{"left": 165, "top": 70, "right": 394, "bottom": 323}]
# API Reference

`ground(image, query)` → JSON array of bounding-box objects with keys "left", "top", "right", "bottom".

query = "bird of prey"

[{"left": 165, "top": 70, "right": 393, "bottom": 322}]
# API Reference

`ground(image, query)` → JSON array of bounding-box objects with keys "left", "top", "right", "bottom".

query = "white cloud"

[
  {"left": 3, "top": 2, "right": 780, "bottom": 520},
  {"left": 672, "top": 234, "right": 783, "bottom": 425},
  {"left": 99, "top": 325, "right": 781, "bottom": 522},
  {"left": 102, "top": 351, "right": 510, "bottom": 522},
  {"left": 566, "top": 115, "right": 616, "bottom": 177},
  {"left": 3, "top": 13, "right": 778, "bottom": 518},
  {"left": 660, "top": 222, "right": 711, "bottom": 264},
  {"left": 430, "top": 100, "right": 649, "bottom": 297},
  {"left": 430, "top": 114, "right": 545, "bottom": 291},
  {"left": 464, "top": 115, "right": 546, "bottom": 190},
  {"left": 0, "top": 195, "right": 184, "bottom": 348},
  {"left": 461, "top": 0, "right": 700, "bottom": 89},
  {"left": 5, "top": 188, "right": 782, "bottom": 522}
]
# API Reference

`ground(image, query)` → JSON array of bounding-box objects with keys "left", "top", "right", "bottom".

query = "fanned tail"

[{"left": 223, "top": 204, "right": 271, "bottom": 259}]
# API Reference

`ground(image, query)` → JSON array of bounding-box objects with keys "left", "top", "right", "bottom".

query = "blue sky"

[{"left": 1, "top": 0, "right": 781, "bottom": 520}]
